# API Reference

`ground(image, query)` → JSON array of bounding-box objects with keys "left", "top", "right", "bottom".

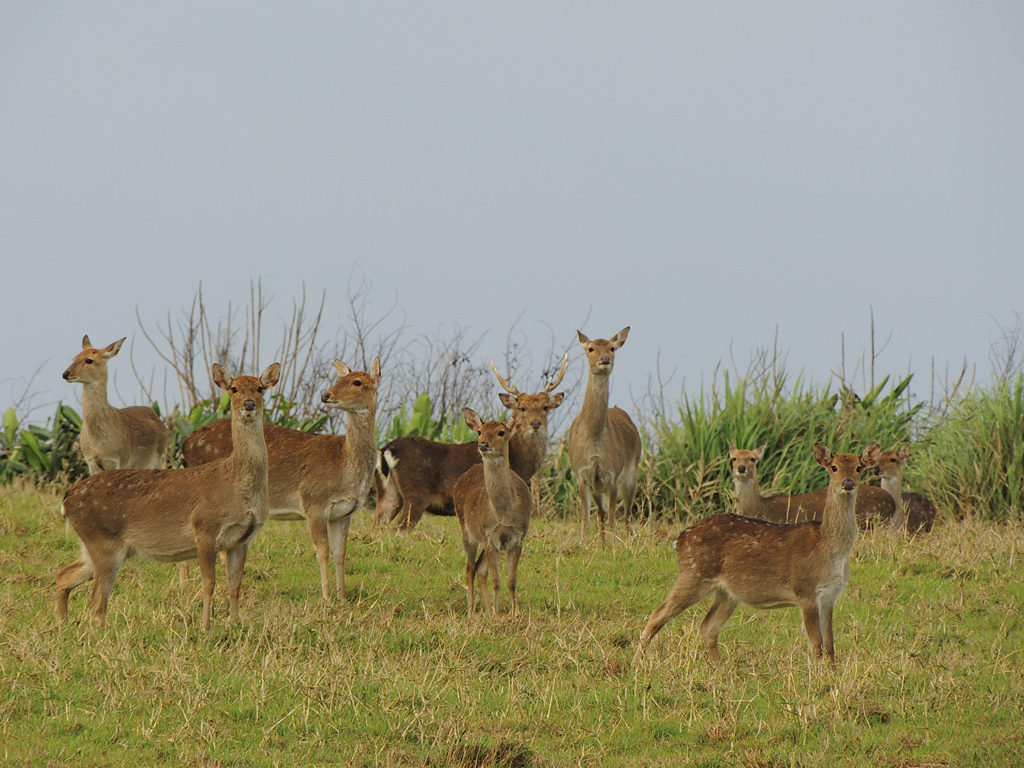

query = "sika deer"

[
  {"left": 62, "top": 335, "right": 169, "bottom": 474},
  {"left": 633, "top": 443, "right": 880, "bottom": 667},
  {"left": 729, "top": 444, "right": 896, "bottom": 528},
  {"left": 453, "top": 408, "right": 532, "bottom": 615},
  {"left": 875, "top": 445, "right": 936, "bottom": 534},
  {"left": 182, "top": 359, "right": 381, "bottom": 600},
  {"left": 375, "top": 356, "right": 566, "bottom": 530},
  {"left": 56, "top": 363, "right": 280, "bottom": 630},
  {"left": 567, "top": 328, "right": 642, "bottom": 542}
]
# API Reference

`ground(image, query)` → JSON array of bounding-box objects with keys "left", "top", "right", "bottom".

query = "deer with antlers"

[
  {"left": 453, "top": 408, "right": 532, "bottom": 615},
  {"left": 633, "top": 443, "right": 880, "bottom": 667},
  {"left": 181, "top": 359, "right": 381, "bottom": 600},
  {"left": 567, "top": 328, "right": 642, "bottom": 543},
  {"left": 62, "top": 335, "right": 169, "bottom": 475},
  {"left": 56, "top": 363, "right": 280, "bottom": 630},
  {"left": 729, "top": 444, "right": 896, "bottom": 528},
  {"left": 874, "top": 445, "right": 936, "bottom": 534},
  {"left": 374, "top": 356, "right": 567, "bottom": 530}
]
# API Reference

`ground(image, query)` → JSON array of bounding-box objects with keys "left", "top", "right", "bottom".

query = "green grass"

[{"left": 2, "top": 484, "right": 1022, "bottom": 766}]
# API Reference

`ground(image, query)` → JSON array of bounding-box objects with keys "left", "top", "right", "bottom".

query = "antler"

[
  {"left": 490, "top": 361, "right": 521, "bottom": 396},
  {"left": 544, "top": 353, "right": 569, "bottom": 393}
]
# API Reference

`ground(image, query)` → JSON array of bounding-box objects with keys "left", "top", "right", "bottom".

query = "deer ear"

[
  {"left": 82, "top": 334, "right": 92, "bottom": 350},
  {"left": 548, "top": 392, "right": 565, "bottom": 408},
  {"left": 103, "top": 337, "right": 126, "bottom": 358},
  {"left": 464, "top": 408, "right": 482, "bottom": 431},
  {"left": 728, "top": 444, "right": 739, "bottom": 457},
  {"left": 577, "top": 330, "right": 589, "bottom": 344},
  {"left": 212, "top": 364, "right": 231, "bottom": 391},
  {"left": 754, "top": 444, "right": 766, "bottom": 459},
  {"left": 860, "top": 443, "right": 881, "bottom": 468},
  {"left": 261, "top": 362, "right": 281, "bottom": 388},
  {"left": 498, "top": 392, "right": 516, "bottom": 409},
  {"left": 333, "top": 361, "right": 352, "bottom": 378},
  {"left": 898, "top": 444, "right": 910, "bottom": 462},
  {"left": 813, "top": 443, "right": 832, "bottom": 467},
  {"left": 370, "top": 357, "right": 381, "bottom": 385},
  {"left": 610, "top": 326, "right": 630, "bottom": 348}
]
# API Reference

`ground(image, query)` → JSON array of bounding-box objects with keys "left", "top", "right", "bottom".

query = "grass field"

[{"left": 1, "top": 484, "right": 1022, "bottom": 767}]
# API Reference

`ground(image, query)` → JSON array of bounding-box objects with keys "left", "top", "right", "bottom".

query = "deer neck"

[
  {"left": 339, "top": 406, "right": 378, "bottom": 484},
  {"left": 509, "top": 425, "right": 547, "bottom": 479},
  {"left": 482, "top": 454, "right": 516, "bottom": 519},
  {"left": 227, "top": 416, "right": 270, "bottom": 501},
  {"left": 733, "top": 474, "right": 765, "bottom": 517},
  {"left": 879, "top": 472, "right": 902, "bottom": 502},
  {"left": 579, "top": 371, "right": 611, "bottom": 439},
  {"left": 79, "top": 375, "right": 116, "bottom": 432},
  {"left": 821, "top": 487, "right": 859, "bottom": 557}
]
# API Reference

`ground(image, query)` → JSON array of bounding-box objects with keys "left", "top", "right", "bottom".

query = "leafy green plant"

[
  {"left": 0, "top": 404, "right": 88, "bottom": 484},
  {"left": 384, "top": 392, "right": 475, "bottom": 444}
]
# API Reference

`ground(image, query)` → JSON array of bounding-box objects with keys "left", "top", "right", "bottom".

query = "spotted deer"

[
  {"left": 62, "top": 335, "right": 169, "bottom": 474},
  {"left": 453, "top": 408, "right": 532, "bottom": 615},
  {"left": 567, "top": 328, "right": 642, "bottom": 542},
  {"left": 182, "top": 359, "right": 381, "bottom": 600},
  {"left": 633, "top": 443, "right": 880, "bottom": 667},
  {"left": 374, "top": 356, "right": 566, "bottom": 530},
  {"left": 729, "top": 444, "right": 896, "bottom": 528},
  {"left": 56, "top": 363, "right": 280, "bottom": 630},
  {"left": 875, "top": 445, "right": 936, "bottom": 534}
]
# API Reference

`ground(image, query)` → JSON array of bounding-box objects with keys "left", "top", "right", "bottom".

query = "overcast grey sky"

[{"left": 3, "top": 2, "right": 1022, "bottom": 421}]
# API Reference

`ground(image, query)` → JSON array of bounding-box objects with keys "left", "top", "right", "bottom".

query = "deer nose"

[
  {"left": 478, "top": 441, "right": 490, "bottom": 453},
  {"left": 600, "top": 355, "right": 611, "bottom": 365},
  {"left": 321, "top": 391, "right": 331, "bottom": 403},
  {"left": 737, "top": 465, "right": 746, "bottom": 474},
  {"left": 62, "top": 370, "right": 71, "bottom": 380},
  {"left": 243, "top": 399, "right": 257, "bottom": 412},
  {"left": 842, "top": 479, "right": 855, "bottom": 491},
  {"left": 530, "top": 420, "right": 542, "bottom": 430}
]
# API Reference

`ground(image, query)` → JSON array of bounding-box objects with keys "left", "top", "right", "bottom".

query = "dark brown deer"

[
  {"left": 374, "top": 356, "right": 566, "bottom": 530},
  {"left": 181, "top": 359, "right": 381, "bottom": 600},
  {"left": 633, "top": 443, "right": 880, "bottom": 667},
  {"left": 729, "top": 444, "right": 896, "bottom": 528},
  {"left": 453, "top": 408, "right": 532, "bottom": 615},
  {"left": 56, "top": 363, "right": 280, "bottom": 630},
  {"left": 875, "top": 445, "right": 936, "bottom": 534},
  {"left": 567, "top": 328, "right": 642, "bottom": 542}
]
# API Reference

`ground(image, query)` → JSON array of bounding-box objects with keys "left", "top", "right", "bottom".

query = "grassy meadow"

[{"left": 2, "top": 483, "right": 1022, "bottom": 767}]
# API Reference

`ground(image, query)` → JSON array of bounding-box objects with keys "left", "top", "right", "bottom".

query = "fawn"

[
  {"left": 57, "top": 363, "right": 280, "bottom": 630},
  {"left": 875, "top": 445, "right": 936, "bottom": 534},
  {"left": 453, "top": 408, "right": 532, "bottom": 615},
  {"left": 633, "top": 443, "right": 880, "bottom": 666}
]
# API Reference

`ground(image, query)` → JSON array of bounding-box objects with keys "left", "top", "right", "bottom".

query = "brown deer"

[
  {"left": 62, "top": 335, "right": 169, "bottom": 474},
  {"left": 633, "top": 443, "right": 880, "bottom": 667},
  {"left": 875, "top": 445, "right": 936, "bottom": 534},
  {"left": 567, "top": 328, "right": 642, "bottom": 542},
  {"left": 729, "top": 444, "right": 896, "bottom": 528},
  {"left": 56, "top": 362, "right": 280, "bottom": 630},
  {"left": 182, "top": 359, "right": 381, "bottom": 600},
  {"left": 374, "top": 356, "right": 567, "bottom": 530},
  {"left": 453, "top": 408, "right": 532, "bottom": 615}
]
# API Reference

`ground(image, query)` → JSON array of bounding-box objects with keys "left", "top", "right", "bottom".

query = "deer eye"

[
  {"left": 257, "top": 387, "right": 264, "bottom": 393},
  {"left": 856, "top": 466, "right": 863, "bottom": 472},
  {"left": 231, "top": 387, "right": 239, "bottom": 393},
  {"left": 353, "top": 380, "right": 362, "bottom": 386},
  {"left": 831, "top": 465, "right": 837, "bottom": 472},
  {"left": 85, "top": 359, "right": 94, "bottom": 364},
  {"left": 497, "top": 430, "right": 505, "bottom": 437}
]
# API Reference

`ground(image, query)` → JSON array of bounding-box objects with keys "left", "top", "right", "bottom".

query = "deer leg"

[
  {"left": 224, "top": 543, "right": 249, "bottom": 623},
  {"left": 463, "top": 539, "right": 479, "bottom": 614},
  {"left": 483, "top": 544, "right": 502, "bottom": 615},
  {"left": 506, "top": 543, "right": 522, "bottom": 613},
  {"left": 375, "top": 473, "right": 403, "bottom": 527},
  {"left": 476, "top": 550, "right": 492, "bottom": 614},
  {"left": 56, "top": 555, "right": 94, "bottom": 622},
  {"left": 328, "top": 514, "right": 352, "bottom": 600},
  {"left": 699, "top": 592, "right": 738, "bottom": 665},
  {"left": 800, "top": 604, "right": 825, "bottom": 662},
  {"left": 578, "top": 480, "right": 593, "bottom": 540},
  {"left": 820, "top": 600, "right": 836, "bottom": 664},
  {"left": 632, "top": 572, "right": 709, "bottom": 665},
  {"left": 176, "top": 562, "right": 190, "bottom": 586},
  {"left": 306, "top": 513, "right": 332, "bottom": 601},
  {"left": 195, "top": 539, "right": 218, "bottom": 631},
  {"left": 619, "top": 466, "right": 639, "bottom": 532},
  {"left": 86, "top": 546, "right": 124, "bottom": 628}
]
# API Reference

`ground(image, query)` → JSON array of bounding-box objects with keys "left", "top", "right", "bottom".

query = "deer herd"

[{"left": 54, "top": 329, "right": 936, "bottom": 668}]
